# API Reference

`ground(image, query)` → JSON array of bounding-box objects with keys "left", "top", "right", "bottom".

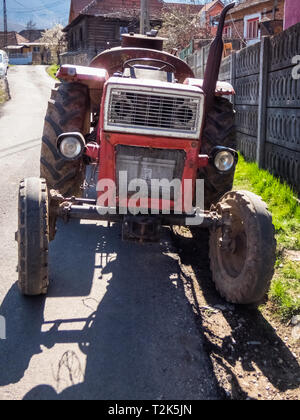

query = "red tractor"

[{"left": 16, "top": 4, "right": 276, "bottom": 304}]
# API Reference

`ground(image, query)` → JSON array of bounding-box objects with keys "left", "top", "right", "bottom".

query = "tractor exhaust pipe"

[{"left": 202, "top": 2, "right": 235, "bottom": 111}]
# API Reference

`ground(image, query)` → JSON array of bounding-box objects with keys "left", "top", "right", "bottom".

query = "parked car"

[{"left": 0, "top": 50, "right": 8, "bottom": 78}]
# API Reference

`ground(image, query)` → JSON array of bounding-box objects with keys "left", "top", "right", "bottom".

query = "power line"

[
  {"left": 6, "top": 0, "right": 66, "bottom": 14},
  {"left": 3, "top": 0, "right": 8, "bottom": 47}
]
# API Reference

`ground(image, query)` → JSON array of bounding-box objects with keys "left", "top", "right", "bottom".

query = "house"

[
  {"left": 61, "top": 0, "right": 164, "bottom": 65},
  {"left": 0, "top": 31, "right": 51, "bottom": 65},
  {"left": 224, "top": 0, "right": 285, "bottom": 46},
  {"left": 5, "top": 42, "right": 52, "bottom": 65},
  {"left": 199, "top": 0, "right": 225, "bottom": 36},
  {"left": 0, "top": 31, "right": 29, "bottom": 49},
  {"left": 62, "top": 0, "right": 209, "bottom": 65},
  {"left": 19, "top": 29, "right": 45, "bottom": 43}
]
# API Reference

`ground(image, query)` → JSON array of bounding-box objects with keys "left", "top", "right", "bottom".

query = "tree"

[
  {"left": 40, "top": 24, "right": 67, "bottom": 64},
  {"left": 159, "top": 4, "right": 212, "bottom": 52},
  {"left": 26, "top": 20, "right": 36, "bottom": 30}
]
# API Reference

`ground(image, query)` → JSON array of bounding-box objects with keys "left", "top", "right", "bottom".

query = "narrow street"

[{"left": 0, "top": 66, "right": 220, "bottom": 400}]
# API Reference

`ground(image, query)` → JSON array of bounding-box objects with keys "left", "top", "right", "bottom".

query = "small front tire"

[
  {"left": 16, "top": 178, "right": 49, "bottom": 296},
  {"left": 209, "top": 190, "right": 276, "bottom": 304}
]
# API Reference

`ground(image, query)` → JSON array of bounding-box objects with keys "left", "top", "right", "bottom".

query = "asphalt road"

[{"left": 0, "top": 66, "right": 220, "bottom": 400}]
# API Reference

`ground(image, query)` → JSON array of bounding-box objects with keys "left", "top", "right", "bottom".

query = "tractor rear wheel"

[
  {"left": 40, "top": 82, "right": 90, "bottom": 197},
  {"left": 198, "top": 96, "right": 237, "bottom": 209},
  {"left": 209, "top": 190, "right": 276, "bottom": 304},
  {"left": 16, "top": 178, "right": 49, "bottom": 296}
]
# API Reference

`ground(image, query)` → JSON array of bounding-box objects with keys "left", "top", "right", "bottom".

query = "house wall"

[
  {"left": 224, "top": 0, "right": 284, "bottom": 45},
  {"left": 284, "top": 0, "right": 300, "bottom": 29},
  {"left": 205, "top": 2, "right": 224, "bottom": 36},
  {"left": 65, "top": 15, "right": 139, "bottom": 64}
]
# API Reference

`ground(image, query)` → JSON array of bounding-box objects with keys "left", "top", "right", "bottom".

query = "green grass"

[
  {"left": 0, "top": 80, "right": 7, "bottom": 104},
  {"left": 47, "top": 64, "right": 59, "bottom": 80},
  {"left": 233, "top": 154, "right": 300, "bottom": 320}
]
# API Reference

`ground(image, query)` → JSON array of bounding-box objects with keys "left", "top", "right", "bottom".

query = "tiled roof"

[
  {"left": 80, "top": 0, "right": 164, "bottom": 19},
  {"left": 69, "top": 0, "right": 93, "bottom": 23},
  {"left": 0, "top": 31, "right": 29, "bottom": 48},
  {"left": 201, "top": 0, "right": 223, "bottom": 13},
  {"left": 230, "top": 0, "right": 272, "bottom": 13},
  {"left": 69, "top": 0, "right": 204, "bottom": 24}
]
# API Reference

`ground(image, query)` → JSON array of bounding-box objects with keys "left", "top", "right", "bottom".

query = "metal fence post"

[
  {"left": 257, "top": 36, "right": 270, "bottom": 168},
  {"left": 230, "top": 50, "right": 236, "bottom": 107},
  {"left": 201, "top": 46, "right": 205, "bottom": 79}
]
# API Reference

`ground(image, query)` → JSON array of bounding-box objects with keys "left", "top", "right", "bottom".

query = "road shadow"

[
  {"left": 0, "top": 286, "right": 46, "bottom": 386},
  {"left": 0, "top": 221, "right": 221, "bottom": 400},
  {"left": 175, "top": 230, "right": 300, "bottom": 399}
]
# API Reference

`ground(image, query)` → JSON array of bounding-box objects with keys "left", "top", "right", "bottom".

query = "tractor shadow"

[
  {"left": 0, "top": 221, "right": 221, "bottom": 400},
  {"left": 175, "top": 230, "right": 300, "bottom": 399}
]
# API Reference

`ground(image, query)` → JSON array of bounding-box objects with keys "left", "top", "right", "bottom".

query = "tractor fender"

[
  {"left": 184, "top": 78, "right": 235, "bottom": 96},
  {"left": 57, "top": 65, "right": 109, "bottom": 89},
  {"left": 57, "top": 65, "right": 109, "bottom": 111}
]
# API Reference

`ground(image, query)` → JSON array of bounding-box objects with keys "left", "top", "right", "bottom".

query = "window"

[
  {"left": 33, "top": 46, "right": 40, "bottom": 52},
  {"left": 209, "top": 15, "right": 218, "bottom": 27},
  {"left": 120, "top": 26, "right": 128, "bottom": 40},
  {"left": 223, "top": 25, "right": 232, "bottom": 38},
  {"left": 246, "top": 17, "right": 259, "bottom": 39}
]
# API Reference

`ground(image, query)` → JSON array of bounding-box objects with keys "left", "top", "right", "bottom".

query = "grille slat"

[{"left": 106, "top": 88, "right": 202, "bottom": 138}]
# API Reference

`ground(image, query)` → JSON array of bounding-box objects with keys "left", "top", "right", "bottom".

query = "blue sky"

[{"left": 0, "top": 0, "right": 71, "bottom": 30}]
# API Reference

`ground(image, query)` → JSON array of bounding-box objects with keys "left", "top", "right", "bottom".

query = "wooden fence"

[{"left": 186, "top": 22, "right": 300, "bottom": 193}]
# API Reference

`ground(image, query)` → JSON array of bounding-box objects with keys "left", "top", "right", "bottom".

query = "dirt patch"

[{"left": 171, "top": 230, "right": 300, "bottom": 400}]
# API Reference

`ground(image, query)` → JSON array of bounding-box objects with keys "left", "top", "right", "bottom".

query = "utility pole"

[
  {"left": 3, "top": 0, "right": 8, "bottom": 48},
  {"left": 140, "top": 0, "right": 150, "bottom": 35}
]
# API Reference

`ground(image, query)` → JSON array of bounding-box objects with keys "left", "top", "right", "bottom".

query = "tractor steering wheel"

[{"left": 124, "top": 58, "right": 176, "bottom": 73}]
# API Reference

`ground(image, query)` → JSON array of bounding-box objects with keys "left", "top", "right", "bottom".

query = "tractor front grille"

[
  {"left": 105, "top": 87, "right": 203, "bottom": 139},
  {"left": 115, "top": 145, "right": 186, "bottom": 200}
]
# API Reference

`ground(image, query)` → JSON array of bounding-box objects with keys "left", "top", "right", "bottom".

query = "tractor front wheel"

[
  {"left": 16, "top": 177, "right": 49, "bottom": 296},
  {"left": 209, "top": 190, "right": 276, "bottom": 304},
  {"left": 40, "top": 82, "right": 90, "bottom": 197},
  {"left": 198, "top": 96, "right": 237, "bottom": 209}
]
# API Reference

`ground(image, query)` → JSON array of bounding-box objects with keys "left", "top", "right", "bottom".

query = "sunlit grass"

[
  {"left": 234, "top": 154, "right": 300, "bottom": 320},
  {"left": 0, "top": 79, "right": 7, "bottom": 104},
  {"left": 46, "top": 64, "right": 59, "bottom": 80}
]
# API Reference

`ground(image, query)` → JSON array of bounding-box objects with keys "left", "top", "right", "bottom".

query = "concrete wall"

[{"left": 187, "top": 22, "right": 300, "bottom": 193}]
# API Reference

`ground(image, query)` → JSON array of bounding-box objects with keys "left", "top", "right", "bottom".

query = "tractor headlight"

[
  {"left": 57, "top": 133, "right": 85, "bottom": 161},
  {"left": 212, "top": 147, "right": 238, "bottom": 173}
]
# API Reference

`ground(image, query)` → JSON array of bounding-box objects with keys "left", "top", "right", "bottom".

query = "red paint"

[
  {"left": 198, "top": 155, "right": 209, "bottom": 167},
  {"left": 57, "top": 65, "right": 108, "bottom": 89},
  {"left": 95, "top": 81, "right": 207, "bottom": 213},
  {"left": 85, "top": 142, "right": 100, "bottom": 161}
]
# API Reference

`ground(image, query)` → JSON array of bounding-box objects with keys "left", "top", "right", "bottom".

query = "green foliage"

[
  {"left": 234, "top": 154, "right": 300, "bottom": 250},
  {"left": 0, "top": 79, "right": 8, "bottom": 104},
  {"left": 270, "top": 260, "right": 300, "bottom": 320},
  {"left": 47, "top": 64, "right": 59, "bottom": 80},
  {"left": 234, "top": 154, "right": 300, "bottom": 320}
]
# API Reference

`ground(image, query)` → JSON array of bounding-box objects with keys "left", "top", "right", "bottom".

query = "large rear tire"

[
  {"left": 16, "top": 178, "right": 49, "bottom": 296},
  {"left": 198, "top": 96, "right": 237, "bottom": 209},
  {"left": 40, "top": 82, "right": 90, "bottom": 197},
  {"left": 209, "top": 190, "right": 276, "bottom": 304}
]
